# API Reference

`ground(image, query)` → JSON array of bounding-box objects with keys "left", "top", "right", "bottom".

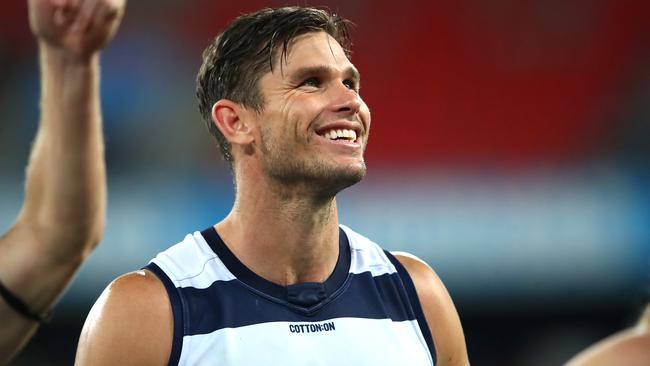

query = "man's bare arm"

[
  {"left": 393, "top": 252, "right": 470, "bottom": 366},
  {"left": 0, "top": 0, "right": 124, "bottom": 362},
  {"left": 75, "top": 270, "right": 173, "bottom": 366}
]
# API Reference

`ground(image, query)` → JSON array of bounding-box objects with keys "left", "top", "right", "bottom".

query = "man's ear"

[{"left": 211, "top": 99, "right": 255, "bottom": 145}]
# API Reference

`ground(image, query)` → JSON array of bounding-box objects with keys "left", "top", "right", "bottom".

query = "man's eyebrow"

[{"left": 289, "top": 65, "right": 361, "bottom": 83}]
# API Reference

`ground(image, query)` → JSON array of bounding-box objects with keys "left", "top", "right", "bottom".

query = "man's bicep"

[
  {"left": 75, "top": 270, "right": 173, "bottom": 366},
  {"left": 393, "top": 252, "right": 469, "bottom": 366}
]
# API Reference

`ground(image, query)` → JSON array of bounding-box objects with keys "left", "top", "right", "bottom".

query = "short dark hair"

[{"left": 196, "top": 7, "right": 353, "bottom": 165}]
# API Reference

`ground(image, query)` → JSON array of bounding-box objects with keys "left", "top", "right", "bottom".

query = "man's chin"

[
  {"left": 314, "top": 162, "right": 366, "bottom": 196},
  {"left": 266, "top": 160, "right": 366, "bottom": 198},
  {"left": 337, "top": 165, "right": 365, "bottom": 181}
]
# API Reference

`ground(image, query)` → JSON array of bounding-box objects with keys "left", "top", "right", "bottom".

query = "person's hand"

[{"left": 28, "top": 0, "right": 126, "bottom": 60}]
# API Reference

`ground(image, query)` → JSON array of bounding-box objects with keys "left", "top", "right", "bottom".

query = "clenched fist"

[{"left": 28, "top": 0, "right": 126, "bottom": 59}]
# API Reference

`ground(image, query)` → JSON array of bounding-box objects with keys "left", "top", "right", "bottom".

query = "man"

[
  {"left": 566, "top": 304, "right": 650, "bottom": 366},
  {"left": 0, "top": 0, "right": 125, "bottom": 364},
  {"left": 76, "top": 7, "right": 469, "bottom": 366}
]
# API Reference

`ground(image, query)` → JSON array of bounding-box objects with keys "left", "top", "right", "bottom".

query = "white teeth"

[{"left": 322, "top": 129, "right": 357, "bottom": 141}]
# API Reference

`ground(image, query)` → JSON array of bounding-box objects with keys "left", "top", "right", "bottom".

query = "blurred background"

[{"left": 1, "top": 0, "right": 649, "bottom": 365}]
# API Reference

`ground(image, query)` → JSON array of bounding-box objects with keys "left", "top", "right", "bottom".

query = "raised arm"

[{"left": 0, "top": 0, "right": 124, "bottom": 362}]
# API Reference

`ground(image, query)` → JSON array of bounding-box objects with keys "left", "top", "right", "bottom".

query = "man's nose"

[{"left": 329, "top": 82, "right": 361, "bottom": 115}]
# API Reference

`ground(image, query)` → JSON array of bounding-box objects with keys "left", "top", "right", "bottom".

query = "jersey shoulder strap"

[{"left": 383, "top": 250, "right": 437, "bottom": 364}]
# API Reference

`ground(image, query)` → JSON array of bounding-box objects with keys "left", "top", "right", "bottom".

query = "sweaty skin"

[
  {"left": 0, "top": 0, "right": 124, "bottom": 363},
  {"left": 75, "top": 31, "right": 469, "bottom": 366}
]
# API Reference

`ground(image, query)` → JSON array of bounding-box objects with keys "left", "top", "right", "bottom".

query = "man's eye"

[
  {"left": 343, "top": 79, "right": 358, "bottom": 91},
  {"left": 300, "top": 77, "right": 320, "bottom": 88}
]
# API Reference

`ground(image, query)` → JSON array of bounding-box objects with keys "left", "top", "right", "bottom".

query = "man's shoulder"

[
  {"left": 339, "top": 224, "right": 385, "bottom": 252},
  {"left": 147, "top": 229, "right": 218, "bottom": 278},
  {"left": 387, "top": 251, "right": 448, "bottom": 311},
  {"left": 389, "top": 251, "right": 470, "bottom": 366},
  {"left": 390, "top": 252, "right": 437, "bottom": 282},
  {"left": 151, "top": 229, "right": 212, "bottom": 261},
  {"left": 102, "top": 270, "right": 168, "bottom": 306},
  {"left": 75, "top": 270, "right": 172, "bottom": 365}
]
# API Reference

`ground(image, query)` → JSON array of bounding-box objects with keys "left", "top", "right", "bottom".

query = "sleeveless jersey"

[{"left": 144, "top": 225, "right": 436, "bottom": 366}]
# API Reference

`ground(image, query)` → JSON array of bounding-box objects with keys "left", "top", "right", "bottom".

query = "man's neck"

[{"left": 215, "top": 175, "right": 341, "bottom": 287}]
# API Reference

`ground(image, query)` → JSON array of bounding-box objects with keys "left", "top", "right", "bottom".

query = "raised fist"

[{"left": 28, "top": 0, "right": 126, "bottom": 59}]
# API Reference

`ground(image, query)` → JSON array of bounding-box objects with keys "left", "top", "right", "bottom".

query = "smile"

[{"left": 321, "top": 128, "right": 357, "bottom": 142}]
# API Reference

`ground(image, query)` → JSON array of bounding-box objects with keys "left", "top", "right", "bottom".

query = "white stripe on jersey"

[
  {"left": 152, "top": 232, "right": 235, "bottom": 289},
  {"left": 178, "top": 317, "right": 432, "bottom": 366},
  {"left": 153, "top": 225, "right": 400, "bottom": 288}
]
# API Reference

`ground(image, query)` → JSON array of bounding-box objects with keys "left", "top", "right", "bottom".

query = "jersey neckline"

[{"left": 200, "top": 226, "right": 351, "bottom": 309}]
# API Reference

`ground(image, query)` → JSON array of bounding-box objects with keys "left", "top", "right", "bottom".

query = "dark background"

[{"left": 1, "top": 1, "right": 649, "bottom": 365}]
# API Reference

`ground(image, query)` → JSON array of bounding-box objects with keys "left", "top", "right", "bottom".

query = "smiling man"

[{"left": 75, "top": 7, "right": 468, "bottom": 366}]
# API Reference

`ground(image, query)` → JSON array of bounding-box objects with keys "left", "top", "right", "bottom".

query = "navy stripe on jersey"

[
  {"left": 200, "top": 226, "right": 351, "bottom": 309},
  {"left": 145, "top": 262, "right": 183, "bottom": 366},
  {"left": 384, "top": 251, "right": 437, "bottom": 364},
  {"left": 168, "top": 270, "right": 415, "bottom": 336}
]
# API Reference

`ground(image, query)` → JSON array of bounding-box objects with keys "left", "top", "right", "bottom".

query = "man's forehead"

[{"left": 273, "top": 31, "right": 353, "bottom": 75}]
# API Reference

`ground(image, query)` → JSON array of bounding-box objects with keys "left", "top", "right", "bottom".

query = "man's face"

[{"left": 252, "top": 31, "right": 371, "bottom": 196}]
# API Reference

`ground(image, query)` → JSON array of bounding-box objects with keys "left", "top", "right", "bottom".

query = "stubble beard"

[{"left": 259, "top": 129, "right": 366, "bottom": 201}]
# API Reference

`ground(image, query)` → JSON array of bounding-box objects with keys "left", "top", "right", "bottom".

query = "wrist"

[{"left": 38, "top": 41, "right": 99, "bottom": 68}]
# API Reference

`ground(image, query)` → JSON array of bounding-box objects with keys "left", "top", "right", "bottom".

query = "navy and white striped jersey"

[{"left": 144, "top": 225, "right": 436, "bottom": 365}]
